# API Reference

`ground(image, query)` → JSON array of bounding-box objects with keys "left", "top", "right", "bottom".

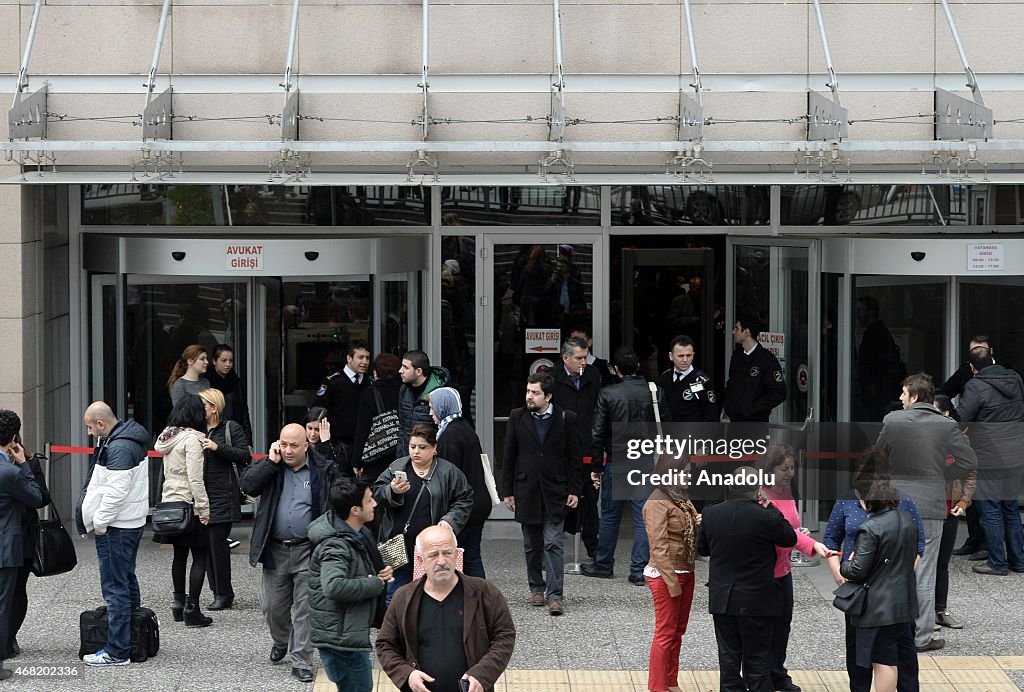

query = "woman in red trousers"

[{"left": 642, "top": 455, "right": 699, "bottom": 692}]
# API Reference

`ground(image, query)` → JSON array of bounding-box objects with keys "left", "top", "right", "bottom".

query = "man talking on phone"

[{"left": 240, "top": 423, "right": 339, "bottom": 684}]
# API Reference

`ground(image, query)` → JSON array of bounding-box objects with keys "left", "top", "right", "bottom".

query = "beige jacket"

[{"left": 154, "top": 427, "right": 210, "bottom": 520}]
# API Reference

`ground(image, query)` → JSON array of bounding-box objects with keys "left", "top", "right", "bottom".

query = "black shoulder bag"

[
  {"left": 32, "top": 498, "right": 79, "bottom": 577},
  {"left": 832, "top": 512, "right": 902, "bottom": 615}
]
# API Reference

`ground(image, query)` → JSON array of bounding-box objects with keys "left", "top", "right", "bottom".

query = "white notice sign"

[
  {"left": 525, "top": 328, "right": 561, "bottom": 354},
  {"left": 967, "top": 243, "right": 1004, "bottom": 272},
  {"left": 225, "top": 244, "right": 264, "bottom": 271},
  {"left": 758, "top": 331, "right": 786, "bottom": 363}
]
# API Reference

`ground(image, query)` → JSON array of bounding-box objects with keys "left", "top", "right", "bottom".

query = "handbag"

[
  {"left": 377, "top": 465, "right": 433, "bottom": 569},
  {"left": 151, "top": 462, "right": 196, "bottom": 537},
  {"left": 224, "top": 422, "right": 256, "bottom": 505},
  {"left": 361, "top": 388, "right": 401, "bottom": 467},
  {"left": 31, "top": 500, "right": 78, "bottom": 577},
  {"left": 832, "top": 513, "right": 901, "bottom": 615}
]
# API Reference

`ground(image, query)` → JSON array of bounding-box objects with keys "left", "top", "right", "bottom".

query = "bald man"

[
  {"left": 240, "top": 423, "right": 340, "bottom": 684},
  {"left": 377, "top": 526, "right": 516, "bottom": 692},
  {"left": 75, "top": 402, "right": 150, "bottom": 667}
]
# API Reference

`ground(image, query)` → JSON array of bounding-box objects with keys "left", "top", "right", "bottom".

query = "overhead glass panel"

[
  {"left": 440, "top": 187, "right": 600, "bottom": 225},
  {"left": 611, "top": 185, "right": 769, "bottom": 226},
  {"left": 81, "top": 184, "right": 429, "bottom": 225}
]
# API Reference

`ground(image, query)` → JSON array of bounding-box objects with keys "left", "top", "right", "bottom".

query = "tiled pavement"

[{"left": 10, "top": 521, "right": 1024, "bottom": 691}]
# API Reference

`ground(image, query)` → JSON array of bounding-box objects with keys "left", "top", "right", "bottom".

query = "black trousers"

[
  {"left": 935, "top": 514, "right": 959, "bottom": 612},
  {"left": 7, "top": 564, "right": 31, "bottom": 653},
  {"left": 712, "top": 614, "right": 774, "bottom": 692},
  {"left": 206, "top": 522, "right": 235, "bottom": 597},
  {"left": 580, "top": 480, "right": 600, "bottom": 556},
  {"left": 770, "top": 573, "right": 795, "bottom": 687},
  {"left": 0, "top": 566, "right": 18, "bottom": 667}
]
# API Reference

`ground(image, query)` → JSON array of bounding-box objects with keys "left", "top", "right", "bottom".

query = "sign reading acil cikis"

[{"left": 225, "top": 244, "right": 264, "bottom": 271}]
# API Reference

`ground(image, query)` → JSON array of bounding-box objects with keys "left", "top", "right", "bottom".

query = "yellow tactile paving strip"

[{"left": 309, "top": 656, "right": 1024, "bottom": 691}]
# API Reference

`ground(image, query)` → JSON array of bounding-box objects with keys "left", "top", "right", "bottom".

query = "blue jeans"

[
  {"left": 95, "top": 526, "right": 143, "bottom": 660},
  {"left": 385, "top": 563, "right": 413, "bottom": 607},
  {"left": 594, "top": 466, "right": 650, "bottom": 577},
  {"left": 318, "top": 648, "right": 373, "bottom": 692},
  {"left": 458, "top": 523, "right": 486, "bottom": 578},
  {"left": 976, "top": 466, "right": 1024, "bottom": 572}
]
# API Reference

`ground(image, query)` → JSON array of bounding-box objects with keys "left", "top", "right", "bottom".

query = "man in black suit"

[
  {"left": 314, "top": 339, "right": 371, "bottom": 464},
  {"left": 0, "top": 410, "right": 44, "bottom": 681},
  {"left": 697, "top": 467, "right": 797, "bottom": 692},
  {"left": 501, "top": 371, "right": 582, "bottom": 616}
]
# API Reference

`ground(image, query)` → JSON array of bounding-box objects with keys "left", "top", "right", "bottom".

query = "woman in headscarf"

[{"left": 429, "top": 387, "right": 492, "bottom": 578}]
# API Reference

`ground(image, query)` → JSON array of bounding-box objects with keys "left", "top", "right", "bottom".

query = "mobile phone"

[
  {"left": 394, "top": 470, "right": 408, "bottom": 483},
  {"left": 459, "top": 680, "right": 470, "bottom": 692}
]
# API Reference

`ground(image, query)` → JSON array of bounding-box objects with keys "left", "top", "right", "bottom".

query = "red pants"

[{"left": 647, "top": 573, "right": 696, "bottom": 692}]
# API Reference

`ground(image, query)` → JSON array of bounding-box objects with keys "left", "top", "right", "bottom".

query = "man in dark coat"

[
  {"left": 956, "top": 348, "right": 1024, "bottom": 577},
  {"left": 549, "top": 336, "right": 603, "bottom": 557},
  {"left": 314, "top": 340, "right": 372, "bottom": 461},
  {"left": 723, "top": 313, "right": 787, "bottom": 423},
  {"left": 7, "top": 443, "right": 49, "bottom": 660},
  {"left": 501, "top": 371, "right": 582, "bottom": 616},
  {"left": 240, "top": 423, "right": 339, "bottom": 683},
  {"left": 697, "top": 468, "right": 797, "bottom": 692}
]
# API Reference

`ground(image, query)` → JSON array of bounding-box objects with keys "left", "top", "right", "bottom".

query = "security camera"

[
  {"left": 911, "top": 251, "right": 926, "bottom": 262},
  {"left": 171, "top": 251, "right": 186, "bottom": 261},
  {"left": 304, "top": 251, "right": 319, "bottom": 261}
]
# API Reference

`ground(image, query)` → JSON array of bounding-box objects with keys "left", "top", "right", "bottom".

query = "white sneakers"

[{"left": 83, "top": 649, "right": 130, "bottom": 667}]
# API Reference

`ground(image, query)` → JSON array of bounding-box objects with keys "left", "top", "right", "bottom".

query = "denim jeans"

[
  {"left": 385, "top": 564, "right": 413, "bottom": 607},
  {"left": 976, "top": 465, "right": 1024, "bottom": 572},
  {"left": 318, "top": 648, "right": 373, "bottom": 692},
  {"left": 457, "top": 522, "right": 486, "bottom": 578},
  {"left": 95, "top": 526, "right": 143, "bottom": 660},
  {"left": 594, "top": 466, "right": 650, "bottom": 577}
]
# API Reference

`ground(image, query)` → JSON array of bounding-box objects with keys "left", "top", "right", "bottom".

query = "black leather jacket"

[
  {"left": 840, "top": 508, "right": 919, "bottom": 628},
  {"left": 592, "top": 376, "right": 668, "bottom": 468}
]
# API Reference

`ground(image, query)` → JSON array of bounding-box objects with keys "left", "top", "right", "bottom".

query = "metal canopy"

[
  {"left": 7, "top": 0, "right": 48, "bottom": 141},
  {"left": 806, "top": 0, "right": 848, "bottom": 142},
  {"left": 935, "top": 0, "right": 993, "bottom": 141}
]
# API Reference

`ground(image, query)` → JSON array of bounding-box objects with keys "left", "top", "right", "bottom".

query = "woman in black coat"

[
  {"left": 839, "top": 480, "right": 920, "bottom": 692},
  {"left": 351, "top": 353, "right": 402, "bottom": 483},
  {"left": 430, "top": 386, "right": 492, "bottom": 578},
  {"left": 7, "top": 439, "right": 50, "bottom": 659},
  {"left": 197, "top": 388, "right": 251, "bottom": 611}
]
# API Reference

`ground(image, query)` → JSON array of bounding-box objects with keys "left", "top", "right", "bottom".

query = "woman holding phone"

[{"left": 373, "top": 424, "right": 473, "bottom": 603}]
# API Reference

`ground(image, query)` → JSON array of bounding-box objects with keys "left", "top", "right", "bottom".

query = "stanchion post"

[
  {"left": 565, "top": 531, "right": 583, "bottom": 574},
  {"left": 43, "top": 441, "right": 52, "bottom": 521}
]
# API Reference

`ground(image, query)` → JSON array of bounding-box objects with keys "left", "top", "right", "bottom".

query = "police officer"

[
  {"left": 723, "top": 313, "right": 787, "bottom": 423},
  {"left": 658, "top": 335, "right": 719, "bottom": 423},
  {"left": 313, "top": 339, "right": 371, "bottom": 466}
]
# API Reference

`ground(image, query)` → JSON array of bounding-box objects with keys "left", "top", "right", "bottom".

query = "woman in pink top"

[{"left": 759, "top": 445, "right": 834, "bottom": 692}]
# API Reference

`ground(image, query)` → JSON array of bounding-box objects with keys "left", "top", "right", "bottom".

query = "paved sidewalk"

[{"left": 8, "top": 522, "right": 1024, "bottom": 691}]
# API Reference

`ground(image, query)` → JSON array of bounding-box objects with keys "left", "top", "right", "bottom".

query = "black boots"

[
  {"left": 183, "top": 595, "right": 213, "bottom": 627},
  {"left": 207, "top": 594, "right": 234, "bottom": 611},
  {"left": 171, "top": 592, "right": 186, "bottom": 622}
]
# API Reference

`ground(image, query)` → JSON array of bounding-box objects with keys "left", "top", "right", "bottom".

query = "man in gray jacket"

[
  {"left": 955, "top": 348, "right": 1024, "bottom": 577},
  {"left": 877, "top": 373, "right": 977, "bottom": 652}
]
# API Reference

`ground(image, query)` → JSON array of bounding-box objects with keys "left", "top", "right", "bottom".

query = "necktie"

[
  {"left": 675, "top": 372, "right": 683, "bottom": 382},
  {"left": 352, "top": 375, "right": 359, "bottom": 385}
]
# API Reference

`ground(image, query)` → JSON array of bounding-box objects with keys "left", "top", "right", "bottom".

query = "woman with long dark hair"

[
  {"left": 196, "top": 387, "right": 250, "bottom": 611},
  {"left": 154, "top": 394, "right": 213, "bottom": 627},
  {"left": 167, "top": 344, "right": 211, "bottom": 406}
]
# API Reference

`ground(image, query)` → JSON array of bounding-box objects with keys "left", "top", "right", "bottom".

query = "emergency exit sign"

[{"left": 225, "top": 244, "right": 264, "bottom": 271}]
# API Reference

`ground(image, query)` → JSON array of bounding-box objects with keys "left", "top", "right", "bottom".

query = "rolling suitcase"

[{"left": 79, "top": 606, "right": 160, "bottom": 662}]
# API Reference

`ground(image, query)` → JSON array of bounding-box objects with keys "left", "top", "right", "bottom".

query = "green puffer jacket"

[{"left": 307, "top": 512, "right": 387, "bottom": 652}]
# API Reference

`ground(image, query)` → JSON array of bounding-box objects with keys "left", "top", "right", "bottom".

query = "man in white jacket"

[{"left": 75, "top": 402, "right": 150, "bottom": 667}]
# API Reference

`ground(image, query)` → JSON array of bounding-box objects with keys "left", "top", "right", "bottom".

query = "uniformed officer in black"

[
  {"left": 723, "top": 314, "right": 787, "bottom": 423},
  {"left": 313, "top": 339, "right": 371, "bottom": 464},
  {"left": 658, "top": 335, "right": 719, "bottom": 423}
]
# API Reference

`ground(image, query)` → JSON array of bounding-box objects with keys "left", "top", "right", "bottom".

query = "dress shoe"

[
  {"left": 580, "top": 563, "right": 614, "bottom": 579},
  {"left": 0, "top": 668, "right": 14, "bottom": 681},
  {"left": 207, "top": 594, "right": 234, "bottom": 611},
  {"left": 269, "top": 644, "right": 288, "bottom": 664},
  {"left": 968, "top": 551, "right": 989, "bottom": 561},
  {"left": 776, "top": 681, "right": 801, "bottom": 692},
  {"left": 972, "top": 563, "right": 1008, "bottom": 576},
  {"left": 170, "top": 592, "right": 186, "bottom": 623},
  {"left": 915, "top": 638, "right": 945, "bottom": 652},
  {"left": 628, "top": 574, "right": 647, "bottom": 586},
  {"left": 936, "top": 610, "right": 964, "bottom": 629},
  {"left": 952, "top": 542, "right": 980, "bottom": 556},
  {"left": 9, "top": 639, "right": 19, "bottom": 657},
  {"left": 291, "top": 667, "right": 314, "bottom": 683},
  {"left": 547, "top": 599, "right": 564, "bottom": 616},
  {"left": 529, "top": 592, "right": 546, "bottom": 607}
]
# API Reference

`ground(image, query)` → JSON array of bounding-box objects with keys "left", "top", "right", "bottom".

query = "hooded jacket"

[
  {"left": 396, "top": 366, "right": 451, "bottom": 458},
  {"left": 76, "top": 419, "right": 151, "bottom": 535},
  {"left": 154, "top": 426, "right": 210, "bottom": 520},
  {"left": 307, "top": 512, "right": 387, "bottom": 652},
  {"left": 956, "top": 363, "right": 1024, "bottom": 471}
]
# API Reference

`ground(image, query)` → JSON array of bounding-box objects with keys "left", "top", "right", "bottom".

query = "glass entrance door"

[{"left": 481, "top": 235, "right": 604, "bottom": 510}]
